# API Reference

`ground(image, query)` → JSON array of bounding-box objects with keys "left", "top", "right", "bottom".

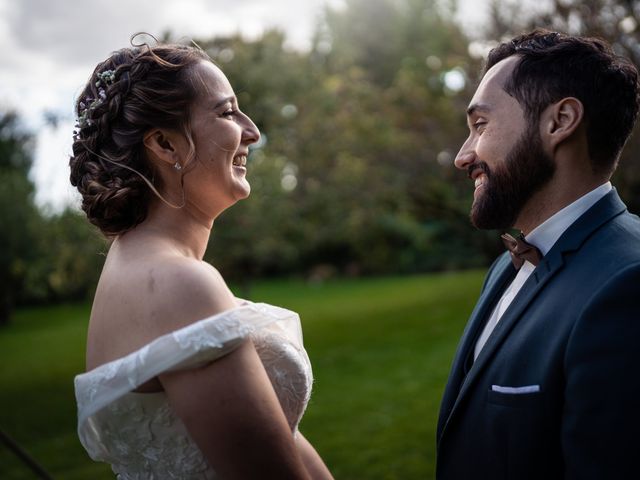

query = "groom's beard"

[{"left": 470, "top": 128, "right": 556, "bottom": 230}]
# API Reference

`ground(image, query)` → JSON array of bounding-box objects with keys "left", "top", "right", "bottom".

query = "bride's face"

[{"left": 183, "top": 61, "right": 260, "bottom": 216}]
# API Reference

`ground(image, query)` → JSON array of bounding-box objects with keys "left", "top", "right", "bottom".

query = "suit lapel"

[
  {"left": 456, "top": 251, "right": 564, "bottom": 402},
  {"left": 455, "top": 256, "right": 516, "bottom": 376},
  {"left": 437, "top": 254, "right": 515, "bottom": 438},
  {"left": 438, "top": 189, "right": 628, "bottom": 443}
]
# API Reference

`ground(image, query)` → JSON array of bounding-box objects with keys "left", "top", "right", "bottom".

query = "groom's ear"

[{"left": 540, "top": 97, "right": 584, "bottom": 153}]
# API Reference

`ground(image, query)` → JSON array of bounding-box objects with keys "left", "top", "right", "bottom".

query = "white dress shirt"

[{"left": 473, "top": 182, "right": 613, "bottom": 360}]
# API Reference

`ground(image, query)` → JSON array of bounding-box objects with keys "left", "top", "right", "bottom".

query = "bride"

[{"left": 71, "top": 38, "right": 333, "bottom": 479}]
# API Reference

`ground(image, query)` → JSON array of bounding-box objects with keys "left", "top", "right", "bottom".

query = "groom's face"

[{"left": 454, "top": 56, "right": 555, "bottom": 230}]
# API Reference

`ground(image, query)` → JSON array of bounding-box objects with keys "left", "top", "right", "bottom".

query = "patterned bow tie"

[{"left": 501, "top": 232, "right": 542, "bottom": 268}]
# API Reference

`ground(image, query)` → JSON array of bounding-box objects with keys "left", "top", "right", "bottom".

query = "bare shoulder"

[
  {"left": 147, "top": 256, "right": 238, "bottom": 334},
  {"left": 87, "top": 238, "right": 241, "bottom": 367}
]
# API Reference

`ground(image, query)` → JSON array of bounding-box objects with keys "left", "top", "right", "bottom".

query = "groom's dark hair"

[{"left": 485, "top": 29, "right": 640, "bottom": 176}]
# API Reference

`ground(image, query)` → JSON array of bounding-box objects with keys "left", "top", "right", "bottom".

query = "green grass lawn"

[{"left": 0, "top": 270, "right": 484, "bottom": 479}]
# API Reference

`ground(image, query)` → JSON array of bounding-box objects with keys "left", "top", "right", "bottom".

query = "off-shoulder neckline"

[
  {"left": 78, "top": 301, "right": 295, "bottom": 377},
  {"left": 75, "top": 301, "right": 302, "bottom": 423}
]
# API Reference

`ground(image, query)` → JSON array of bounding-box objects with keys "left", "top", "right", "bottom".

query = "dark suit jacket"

[{"left": 436, "top": 189, "right": 640, "bottom": 480}]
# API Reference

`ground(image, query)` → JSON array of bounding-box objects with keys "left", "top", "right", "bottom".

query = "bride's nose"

[{"left": 241, "top": 114, "right": 260, "bottom": 145}]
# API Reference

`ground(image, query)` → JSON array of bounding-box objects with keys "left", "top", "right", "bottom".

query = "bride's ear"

[{"left": 143, "top": 128, "right": 186, "bottom": 169}]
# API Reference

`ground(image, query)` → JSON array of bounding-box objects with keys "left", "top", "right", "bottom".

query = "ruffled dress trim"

[{"left": 74, "top": 302, "right": 304, "bottom": 459}]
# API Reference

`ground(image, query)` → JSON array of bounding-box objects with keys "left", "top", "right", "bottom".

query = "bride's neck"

[{"left": 126, "top": 203, "right": 213, "bottom": 260}]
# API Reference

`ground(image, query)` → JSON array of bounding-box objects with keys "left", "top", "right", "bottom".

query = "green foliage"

[
  {"left": 0, "top": 271, "right": 484, "bottom": 479},
  {"left": 0, "top": 111, "right": 107, "bottom": 322},
  {"left": 201, "top": 0, "right": 498, "bottom": 282},
  {"left": 39, "top": 210, "right": 107, "bottom": 301},
  {"left": 0, "top": 112, "right": 41, "bottom": 324}
]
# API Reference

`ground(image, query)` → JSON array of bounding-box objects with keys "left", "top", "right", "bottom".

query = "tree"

[
  {"left": 0, "top": 112, "right": 41, "bottom": 324},
  {"left": 39, "top": 209, "right": 106, "bottom": 302},
  {"left": 194, "top": 0, "right": 500, "bottom": 283}
]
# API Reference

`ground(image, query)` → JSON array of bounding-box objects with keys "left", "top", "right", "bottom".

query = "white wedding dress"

[{"left": 74, "top": 301, "right": 313, "bottom": 479}]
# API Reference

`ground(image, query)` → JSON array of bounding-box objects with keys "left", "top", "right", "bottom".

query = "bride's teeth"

[{"left": 233, "top": 155, "right": 247, "bottom": 166}]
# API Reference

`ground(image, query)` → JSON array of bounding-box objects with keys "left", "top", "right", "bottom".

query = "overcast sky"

[{"left": 0, "top": 0, "right": 489, "bottom": 211}]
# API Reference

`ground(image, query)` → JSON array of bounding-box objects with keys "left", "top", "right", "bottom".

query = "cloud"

[
  {"left": 3, "top": 0, "right": 329, "bottom": 69},
  {"left": 5, "top": 0, "right": 157, "bottom": 66}
]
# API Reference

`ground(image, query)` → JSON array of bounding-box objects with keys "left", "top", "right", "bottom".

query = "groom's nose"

[{"left": 454, "top": 137, "right": 477, "bottom": 171}]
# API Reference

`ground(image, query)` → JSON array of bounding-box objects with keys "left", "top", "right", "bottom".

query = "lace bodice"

[{"left": 74, "top": 302, "right": 313, "bottom": 479}]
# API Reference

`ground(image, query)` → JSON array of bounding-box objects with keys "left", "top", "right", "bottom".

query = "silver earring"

[{"left": 173, "top": 162, "right": 182, "bottom": 171}]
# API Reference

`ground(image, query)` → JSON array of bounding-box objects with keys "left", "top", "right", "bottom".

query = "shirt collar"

[{"left": 525, "top": 182, "right": 612, "bottom": 256}]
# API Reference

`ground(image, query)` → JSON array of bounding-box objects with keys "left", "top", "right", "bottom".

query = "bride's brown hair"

[{"left": 69, "top": 36, "right": 210, "bottom": 237}]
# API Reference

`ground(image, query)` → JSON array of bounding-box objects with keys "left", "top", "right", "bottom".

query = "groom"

[{"left": 437, "top": 30, "right": 640, "bottom": 479}]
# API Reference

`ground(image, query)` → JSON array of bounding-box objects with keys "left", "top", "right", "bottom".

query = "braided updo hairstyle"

[{"left": 69, "top": 40, "right": 210, "bottom": 237}]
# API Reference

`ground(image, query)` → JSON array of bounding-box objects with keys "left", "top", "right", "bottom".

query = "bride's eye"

[{"left": 221, "top": 109, "right": 237, "bottom": 118}]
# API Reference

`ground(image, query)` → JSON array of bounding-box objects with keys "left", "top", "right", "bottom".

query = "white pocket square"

[{"left": 491, "top": 384, "right": 540, "bottom": 394}]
